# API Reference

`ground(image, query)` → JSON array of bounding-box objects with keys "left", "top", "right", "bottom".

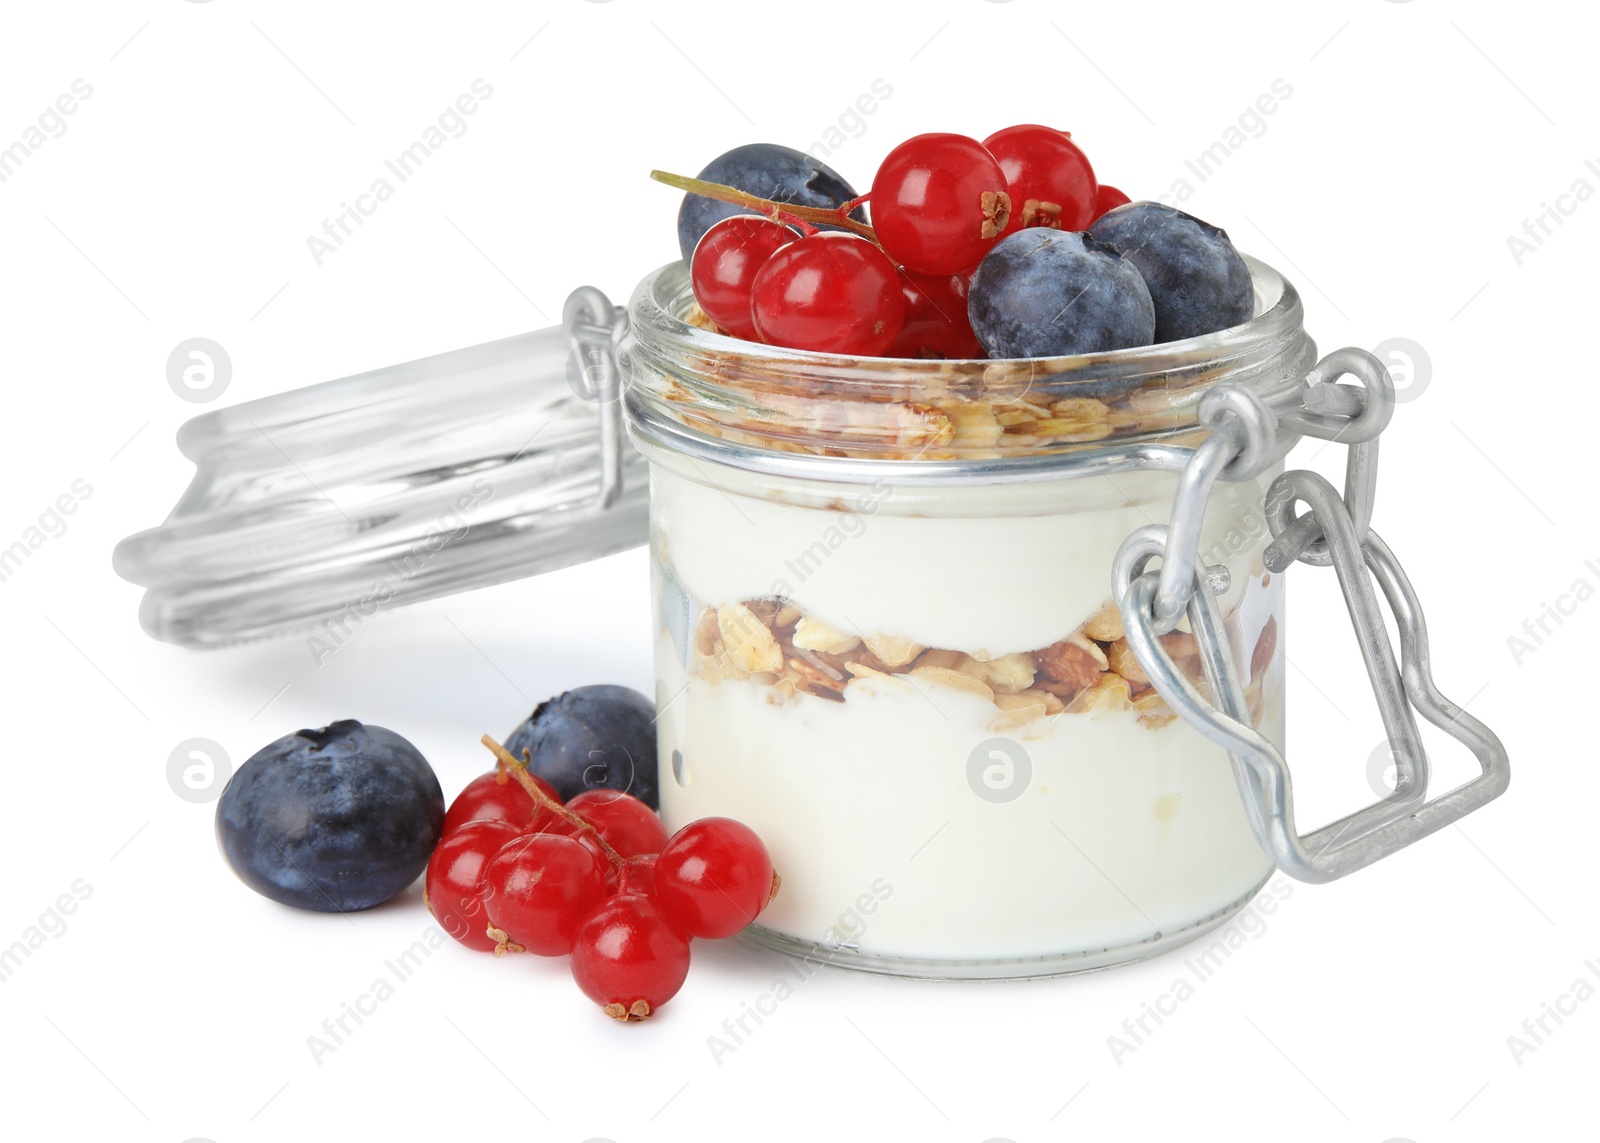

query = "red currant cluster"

[
  {"left": 426, "top": 735, "right": 777, "bottom": 1021},
  {"left": 674, "top": 125, "right": 1129, "bottom": 358}
]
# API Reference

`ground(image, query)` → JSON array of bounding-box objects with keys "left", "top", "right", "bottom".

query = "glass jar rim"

[{"left": 623, "top": 253, "right": 1315, "bottom": 481}]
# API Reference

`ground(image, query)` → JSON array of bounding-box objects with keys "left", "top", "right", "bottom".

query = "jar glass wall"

[{"left": 624, "top": 259, "right": 1314, "bottom": 978}]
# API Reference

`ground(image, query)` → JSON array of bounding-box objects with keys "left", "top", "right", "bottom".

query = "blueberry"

[
  {"left": 676, "top": 143, "right": 864, "bottom": 265},
  {"left": 1087, "top": 202, "right": 1254, "bottom": 342},
  {"left": 215, "top": 720, "right": 444, "bottom": 912},
  {"left": 967, "top": 229, "right": 1155, "bottom": 357},
  {"left": 504, "top": 685, "right": 659, "bottom": 809}
]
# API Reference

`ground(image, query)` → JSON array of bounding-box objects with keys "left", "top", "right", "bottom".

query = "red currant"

[
  {"left": 1093, "top": 183, "right": 1131, "bottom": 220},
  {"left": 654, "top": 817, "right": 775, "bottom": 940},
  {"left": 887, "top": 269, "right": 982, "bottom": 359},
  {"left": 480, "top": 833, "right": 610, "bottom": 956},
  {"left": 441, "top": 769, "right": 560, "bottom": 837},
  {"left": 750, "top": 232, "right": 905, "bottom": 355},
  {"left": 869, "top": 134, "right": 1011, "bottom": 274},
  {"left": 690, "top": 215, "right": 795, "bottom": 340},
  {"left": 982, "top": 124, "right": 1097, "bottom": 235},
  {"left": 563, "top": 790, "right": 669, "bottom": 858},
  {"left": 424, "top": 819, "right": 525, "bottom": 951},
  {"left": 570, "top": 893, "right": 692, "bottom": 1021},
  {"left": 569, "top": 829, "right": 620, "bottom": 894}
]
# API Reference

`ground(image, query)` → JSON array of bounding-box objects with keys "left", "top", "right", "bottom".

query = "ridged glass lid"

[{"left": 114, "top": 295, "right": 647, "bottom": 649}]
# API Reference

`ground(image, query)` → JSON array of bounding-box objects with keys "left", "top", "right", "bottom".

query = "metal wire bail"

[
  {"left": 1112, "top": 350, "right": 1509, "bottom": 883},
  {"left": 563, "top": 287, "right": 629, "bottom": 510}
]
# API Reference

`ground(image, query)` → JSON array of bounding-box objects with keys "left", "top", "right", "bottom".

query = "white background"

[{"left": 1, "top": 1, "right": 1595, "bottom": 1140}]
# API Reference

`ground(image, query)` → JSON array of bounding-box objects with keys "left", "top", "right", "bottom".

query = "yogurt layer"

[
  {"left": 651, "top": 459, "right": 1275, "bottom": 659},
  {"left": 655, "top": 632, "right": 1282, "bottom": 961}
]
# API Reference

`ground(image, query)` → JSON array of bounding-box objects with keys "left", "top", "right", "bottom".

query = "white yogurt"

[{"left": 652, "top": 461, "right": 1271, "bottom": 658}]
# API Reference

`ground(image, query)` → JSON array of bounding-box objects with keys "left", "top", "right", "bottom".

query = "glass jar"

[{"left": 623, "top": 257, "right": 1315, "bottom": 978}]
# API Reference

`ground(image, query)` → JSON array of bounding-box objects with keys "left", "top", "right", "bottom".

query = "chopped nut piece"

[
  {"left": 1035, "top": 678, "right": 1087, "bottom": 699},
  {"left": 1106, "top": 638, "right": 1147, "bottom": 687},
  {"left": 991, "top": 691, "right": 1049, "bottom": 731},
  {"left": 1049, "top": 397, "right": 1112, "bottom": 423},
  {"left": 909, "top": 665, "right": 995, "bottom": 702},
  {"left": 913, "top": 648, "right": 962, "bottom": 671},
  {"left": 1133, "top": 689, "right": 1178, "bottom": 729},
  {"left": 954, "top": 652, "right": 1036, "bottom": 694},
  {"left": 792, "top": 616, "right": 861, "bottom": 655},
  {"left": 1018, "top": 687, "right": 1065, "bottom": 716},
  {"left": 693, "top": 607, "right": 721, "bottom": 657},
  {"left": 1064, "top": 672, "right": 1133, "bottom": 715},
  {"left": 994, "top": 692, "right": 1047, "bottom": 711},
  {"left": 791, "top": 646, "right": 844, "bottom": 681},
  {"left": 1161, "top": 631, "right": 1200, "bottom": 659},
  {"left": 942, "top": 401, "right": 1003, "bottom": 451},
  {"left": 1081, "top": 599, "right": 1124, "bottom": 643},
  {"left": 863, "top": 633, "right": 924, "bottom": 669},
  {"left": 1067, "top": 631, "right": 1109, "bottom": 668},
  {"left": 1035, "top": 639, "right": 1103, "bottom": 692},
  {"left": 718, "top": 603, "right": 783, "bottom": 674},
  {"left": 1108, "top": 633, "right": 1201, "bottom": 689},
  {"left": 1033, "top": 418, "right": 1115, "bottom": 442},
  {"left": 1250, "top": 615, "right": 1278, "bottom": 683},
  {"left": 786, "top": 655, "right": 846, "bottom": 694},
  {"left": 774, "top": 604, "right": 803, "bottom": 629}
]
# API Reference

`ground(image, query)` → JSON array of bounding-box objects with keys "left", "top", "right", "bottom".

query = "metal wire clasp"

[
  {"left": 1112, "top": 350, "right": 1509, "bottom": 883},
  {"left": 563, "top": 286, "right": 629, "bottom": 510}
]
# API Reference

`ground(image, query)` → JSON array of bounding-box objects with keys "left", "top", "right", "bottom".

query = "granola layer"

[{"left": 689, "top": 591, "right": 1278, "bottom": 733}]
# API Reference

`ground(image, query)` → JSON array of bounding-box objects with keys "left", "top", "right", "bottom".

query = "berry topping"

[
  {"left": 1087, "top": 201, "right": 1254, "bottom": 341},
  {"left": 504, "top": 685, "right": 659, "bottom": 809},
  {"left": 425, "top": 819, "right": 525, "bottom": 950},
  {"left": 215, "top": 720, "right": 444, "bottom": 912},
  {"left": 869, "top": 133, "right": 1012, "bottom": 274},
  {"left": 481, "top": 833, "right": 611, "bottom": 956},
  {"left": 570, "top": 893, "right": 692, "bottom": 1021},
  {"left": 968, "top": 229, "right": 1155, "bottom": 357},
  {"left": 690, "top": 215, "right": 796, "bottom": 339},
  {"left": 750, "top": 232, "right": 905, "bottom": 355},
  {"left": 887, "top": 269, "right": 982, "bottom": 359},
  {"left": 563, "top": 789, "right": 670, "bottom": 858},
  {"left": 675, "top": 143, "right": 863, "bottom": 265},
  {"left": 654, "top": 817, "right": 776, "bottom": 940},
  {"left": 441, "top": 766, "right": 560, "bottom": 837},
  {"left": 982, "top": 124, "right": 1098, "bottom": 235},
  {"left": 1092, "top": 182, "right": 1131, "bottom": 220}
]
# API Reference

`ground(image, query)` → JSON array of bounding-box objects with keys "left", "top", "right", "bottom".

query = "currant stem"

[
  {"left": 771, "top": 209, "right": 820, "bottom": 238},
  {"left": 650, "top": 169, "right": 881, "bottom": 246},
  {"left": 479, "top": 734, "right": 628, "bottom": 869}
]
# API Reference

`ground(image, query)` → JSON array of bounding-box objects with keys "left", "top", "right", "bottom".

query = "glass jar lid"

[{"left": 114, "top": 308, "right": 648, "bottom": 649}]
